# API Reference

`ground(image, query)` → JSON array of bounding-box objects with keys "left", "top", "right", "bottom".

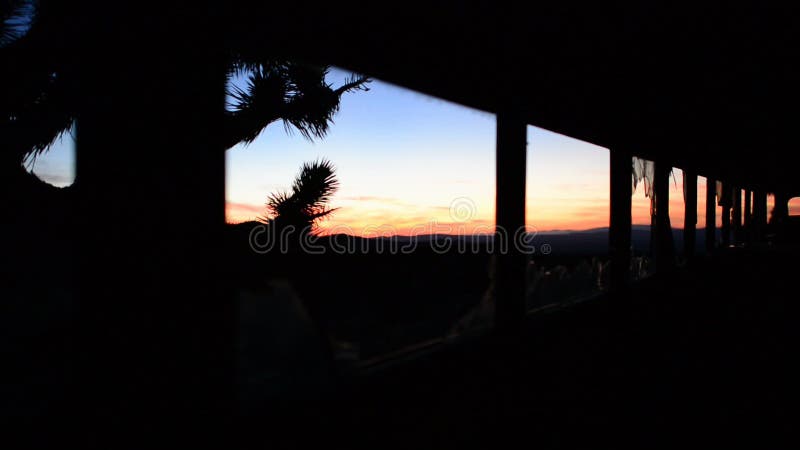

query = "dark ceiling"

[
  {"left": 234, "top": 3, "right": 800, "bottom": 194},
  {"left": 13, "top": 3, "right": 795, "bottom": 193}
]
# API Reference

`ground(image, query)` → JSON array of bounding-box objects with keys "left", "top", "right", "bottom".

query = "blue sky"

[
  {"left": 29, "top": 67, "right": 644, "bottom": 234},
  {"left": 224, "top": 68, "right": 614, "bottom": 234},
  {"left": 26, "top": 128, "right": 75, "bottom": 188}
]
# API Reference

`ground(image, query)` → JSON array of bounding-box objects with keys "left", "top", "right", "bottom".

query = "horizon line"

[{"left": 227, "top": 221, "right": 713, "bottom": 236}]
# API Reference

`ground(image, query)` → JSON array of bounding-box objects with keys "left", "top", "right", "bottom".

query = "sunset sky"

[{"left": 30, "top": 68, "right": 788, "bottom": 235}]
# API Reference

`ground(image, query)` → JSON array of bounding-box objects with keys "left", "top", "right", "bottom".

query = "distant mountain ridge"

[{"left": 229, "top": 222, "right": 716, "bottom": 256}]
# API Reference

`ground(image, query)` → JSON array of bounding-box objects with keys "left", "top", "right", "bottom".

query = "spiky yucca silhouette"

[
  {"left": 1, "top": 1, "right": 370, "bottom": 172},
  {"left": 258, "top": 159, "right": 339, "bottom": 235}
]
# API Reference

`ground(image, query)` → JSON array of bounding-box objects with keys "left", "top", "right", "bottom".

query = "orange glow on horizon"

[
  {"left": 789, "top": 197, "right": 800, "bottom": 216},
  {"left": 226, "top": 157, "right": 730, "bottom": 235},
  {"left": 226, "top": 197, "right": 497, "bottom": 236},
  {"left": 226, "top": 171, "right": 724, "bottom": 235}
]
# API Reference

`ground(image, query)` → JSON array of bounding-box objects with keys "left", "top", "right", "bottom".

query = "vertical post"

[
  {"left": 772, "top": 191, "right": 790, "bottom": 243},
  {"left": 75, "top": 9, "right": 231, "bottom": 448},
  {"left": 653, "top": 161, "right": 674, "bottom": 273},
  {"left": 721, "top": 183, "right": 731, "bottom": 247},
  {"left": 683, "top": 169, "right": 697, "bottom": 257},
  {"left": 744, "top": 189, "right": 752, "bottom": 243},
  {"left": 732, "top": 187, "right": 742, "bottom": 244},
  {"left": 752, "top": 190, "right": 767, "bottom": 242},
  {"left": 773, "top": 191, "right": 789, "bottom": 223},
  {"left": 705, "top": 177, "right": 716, "bottom": 253},
  {"left": 494, "top": 111, "right": 527, "bottom": 335},
  {"left": 609, "top": 149, "right": 632, "bottom": 293}
]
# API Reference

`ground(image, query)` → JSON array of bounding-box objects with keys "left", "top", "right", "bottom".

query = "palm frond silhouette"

[
  {"left": 225, "top": 64, "right": 369, "bottom": 149},
  {"left": 0, "top": 0, "right": 34, "bottom": 47},
  {"left": 1, "top": 0, "right": 370, "bottom": 178},
  {"left": 258, "top": 159, "right": 339, "bottom": 235}
]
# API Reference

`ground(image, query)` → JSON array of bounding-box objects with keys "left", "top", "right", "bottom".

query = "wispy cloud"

[
  {"left": 339, "top": 195, "right": 403, "bottom": 203},
  {"left": 226, "top": 202, "right": 264, "bottom": 223},
  {"left": 227, "top": 202, "right": 263, "bottom": 213}
]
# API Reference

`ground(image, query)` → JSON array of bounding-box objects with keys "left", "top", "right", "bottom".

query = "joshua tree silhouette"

[
  {"left": 0, "top": 1, "right": 369, "bottom": 187},
  {"left": 258, "top": 159, "right": 339, "bottom": 236}
]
